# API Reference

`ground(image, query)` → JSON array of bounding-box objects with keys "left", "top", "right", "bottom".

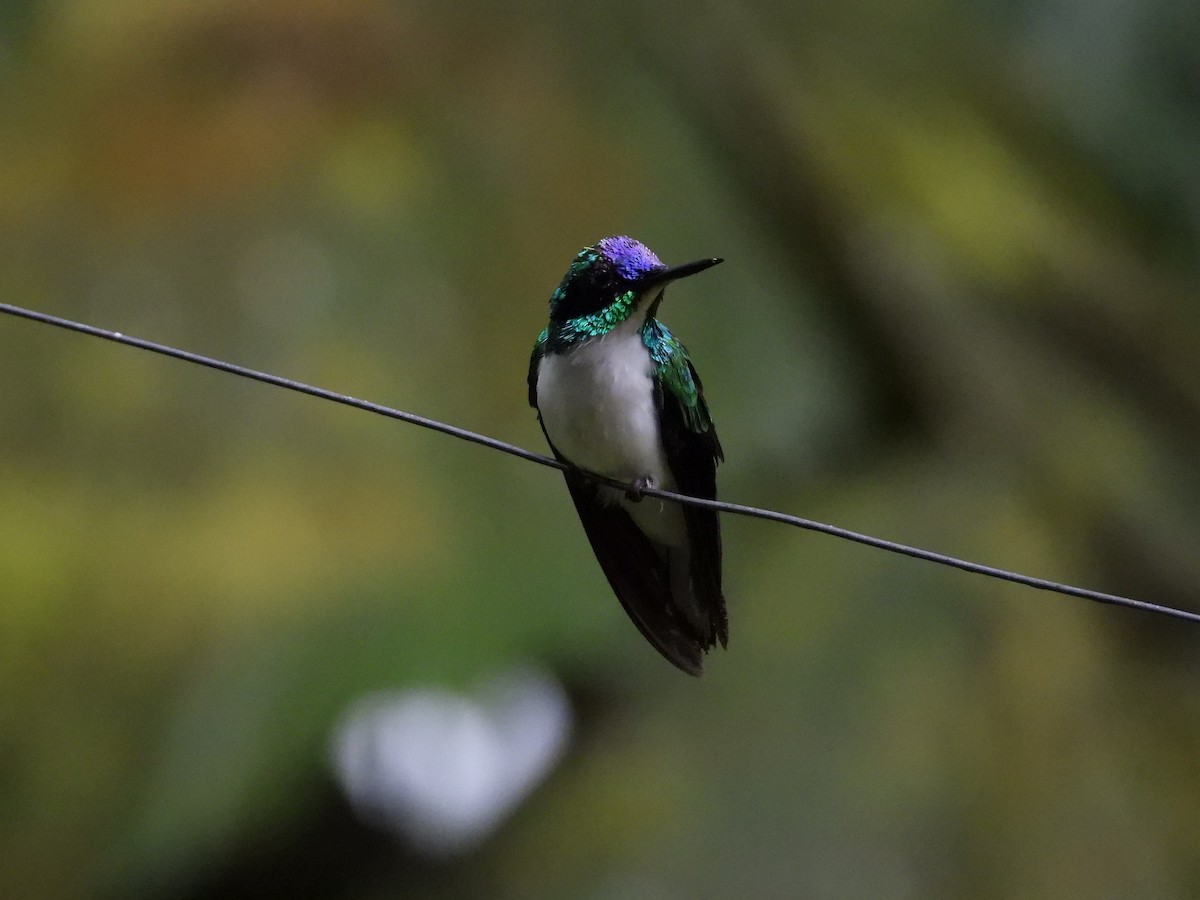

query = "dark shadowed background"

[{"left": 2, "top": 1, "right": 1199, "bottom": 898}]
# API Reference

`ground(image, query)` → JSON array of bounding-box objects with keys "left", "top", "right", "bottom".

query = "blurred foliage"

[{"left": 1, "top": 0, "right": 1199, "bottom": 897}]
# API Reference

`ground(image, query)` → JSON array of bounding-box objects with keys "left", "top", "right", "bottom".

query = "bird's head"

[{"left": 547, "top": 236, "right": 721, "bottom": 327}]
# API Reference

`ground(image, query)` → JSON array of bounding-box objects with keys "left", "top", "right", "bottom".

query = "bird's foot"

[{"left": 625, "top": 475, "right": 656, "bottom": 502}]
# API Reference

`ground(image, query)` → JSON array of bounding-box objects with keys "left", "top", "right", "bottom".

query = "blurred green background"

[{"left": 2, "top": 1, "right": 1199, "bottom": 897}]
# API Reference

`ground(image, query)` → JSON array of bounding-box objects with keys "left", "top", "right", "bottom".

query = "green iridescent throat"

[{"left": 542, "top": 289, "right": 638, "bottom": 353}]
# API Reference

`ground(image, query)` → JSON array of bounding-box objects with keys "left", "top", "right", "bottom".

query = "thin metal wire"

[{"left": 3, "top": 301, "right": 1197, "bottom": 626}]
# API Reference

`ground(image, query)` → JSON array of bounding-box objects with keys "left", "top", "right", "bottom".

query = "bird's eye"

[
  {"left": 586, "top": 260, "right": 617, "bottom": 296},
  {"left": 551, "top": 257, "right": 621, "bottom": 321}
]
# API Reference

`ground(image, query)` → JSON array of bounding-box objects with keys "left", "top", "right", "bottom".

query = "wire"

[{"left": 3, "top": 301, "right": 1197, "bottom": 626}]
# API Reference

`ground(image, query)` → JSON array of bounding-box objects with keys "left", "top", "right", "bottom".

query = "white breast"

[
  {"left": 536, "top": 317, "right": 687, "bottom": 551},
  {"left": 537, "top": 320, "right": 667, "bottom": 476}
]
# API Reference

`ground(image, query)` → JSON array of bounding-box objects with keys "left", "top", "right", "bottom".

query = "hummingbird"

[{"left": 528, "top": 236, "right": 727, "bottom": 675}]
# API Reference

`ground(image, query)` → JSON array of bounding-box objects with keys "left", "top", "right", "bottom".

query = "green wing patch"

[{"left": 641, "top": 320, "right": 713, "bottom": 435}]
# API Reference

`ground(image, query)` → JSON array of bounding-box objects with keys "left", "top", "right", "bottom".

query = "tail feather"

[{"left": 561, "top": 469, "right": 716, "bottom": 675}]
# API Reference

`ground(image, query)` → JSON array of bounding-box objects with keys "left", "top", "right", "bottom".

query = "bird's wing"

[
  {"left": 650, "top": 330, "right": 727, "bottom": 650},
  {"left": 527, "top": 329, "right": 547, "bottom": 408}
]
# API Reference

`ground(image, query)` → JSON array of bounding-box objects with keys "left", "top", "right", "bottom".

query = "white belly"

[{"left": 536, "top": 324, "right": 685, "bottom": 548}]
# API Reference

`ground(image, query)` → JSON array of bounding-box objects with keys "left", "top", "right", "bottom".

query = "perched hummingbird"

[{"left": 528, "top": 236, "right": 727, "bottom": 675}]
